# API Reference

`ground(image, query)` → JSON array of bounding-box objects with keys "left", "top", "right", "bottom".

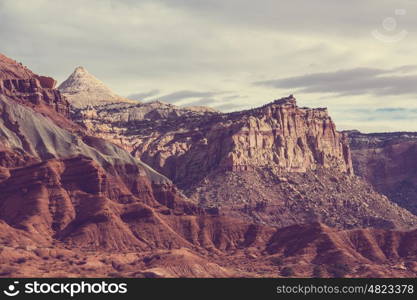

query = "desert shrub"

[
  {"left": 255, "top": 201, "right": 267, "bottom": 212},
  {"left": 15, "top": 257, "right": 27, "bottom": 264},
  {"left": 0, "top": 267, "right": 18, "bottom": 276},
  {"left": 270, "top": 257, "right": 284, "bottom": 266},
  {"left": 107, "top": 272, "right": 122, "bottom": 278},
  {"left": 327, "top": 263, "right": 351, "bottom": 278},
  {"left": 280, "top": 267, "right": 294, "bottom": 277},
  {"left": 312, "top": 265, "right": 324, "bottom": 277}
]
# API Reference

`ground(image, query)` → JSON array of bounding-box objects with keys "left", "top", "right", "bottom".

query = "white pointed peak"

[
  {"left": 58, "top": 66, "right": 135, "bottom": 108},
  {"left": 74, "top": 66, "right": 87, "bottom": 73}
]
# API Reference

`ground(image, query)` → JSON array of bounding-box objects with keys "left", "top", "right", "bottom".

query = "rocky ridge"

[
  {"left": 0, "top": 54, "right": 70, "bottom": 118},
  {"left": 1, "top": 222, "right": 416, "bottom": 278},
  {"left": 0, "top": 53, "right": 199, "bottom": 252},
  {"left": 71, "top": 100, "right": 220, "bottom": 151}
]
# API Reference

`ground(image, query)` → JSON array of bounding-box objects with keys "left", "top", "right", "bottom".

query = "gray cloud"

[
  {"left": 182, "top": 97, "right": 216, "bottom": 107},
  {"left": 153, "top": 90, "right": 225, "bottom": 104},
  {"left": 2, "top": 0, "right": 415, "bottom": 84},
  {"left": 153, "top": 0, "right": 417, "bottom": 36},
  {"left": 375, "top": 107, "right": 408, "bottom": 113},
  {"left": 127, "top": 89, "right": 160, "bottom": 100},
  {"left": 181, "top": 93, "right": 247, "bottom": 110},
  {"left": 1, "top": 0, "right": 417, "bottom": 132},
  {"left": 214, "top": 102, "right": 250, "bottom": 112},
  {"left": 346, "top": 107, "right": 417, "bottom": 121},
  {"left": 255, "top": 66, "right": 417, "bottom": 97}
]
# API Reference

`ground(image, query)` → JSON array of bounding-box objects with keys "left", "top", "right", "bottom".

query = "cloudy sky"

[{"left": 1, "top": 0, "right": 416, "bottom": 132}]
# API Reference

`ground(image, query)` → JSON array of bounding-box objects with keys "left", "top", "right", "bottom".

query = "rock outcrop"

[
  {"left": 72, "top": 100, "right": 220, "bottom": 151},
  {"left": 188, "top": 167, "right": 417, "bottom": 230},
  {"left": 0, "top": 53, "right": 70, "bottom": 117}
]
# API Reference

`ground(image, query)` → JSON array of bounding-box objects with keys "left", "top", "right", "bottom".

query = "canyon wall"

[{"left": 74, "top": 96, "right": 353, "bottom": 189}]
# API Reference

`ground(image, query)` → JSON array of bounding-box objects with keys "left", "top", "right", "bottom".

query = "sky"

[{"left": 1, "top": 0, "right": 416, "bottom": 132}]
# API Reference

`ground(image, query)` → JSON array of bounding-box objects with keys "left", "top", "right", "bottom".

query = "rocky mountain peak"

[
  {"left": 74, "top": 66, "right": 87, "bottom": 73},
  {"left": 59, "top": 66, "right": 112, "bottom": 93},
  {"left": 272, "top": 94, "right": 296, "bottom": 105},
  {"left": 58, "top": 66, "right": 134, "bottom": 108}
]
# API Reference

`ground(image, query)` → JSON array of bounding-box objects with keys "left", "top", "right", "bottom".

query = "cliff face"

[
  {"left": 221, "top": 97, "right": 352, "bottom": 175},
  {"left": 75, "top": 96, "right": 353, "bottom": 189},
  {"left": 0, "top": 54, "right": 70, "bottom": 117},
  {"left": 347, "top": 131, "right": 417, "bottom": 215}
]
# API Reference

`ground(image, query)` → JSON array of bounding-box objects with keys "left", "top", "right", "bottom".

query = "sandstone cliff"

[
  {"left": 75, "top": 96, "right": 353, "bottom": 187},
  {"left": 0, "top": 53, "right": 70, "bottom": 118}
]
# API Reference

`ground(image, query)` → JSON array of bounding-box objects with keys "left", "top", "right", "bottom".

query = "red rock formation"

[
  {"left": 263, "top": 222, "right": 417, "bottom": 277},
  {"left": 37, "top": 76, "right": 57, "bottom": 89},
  {"left": 126, "top": 96, "right": 353, "bottom": 189},
  {"left": 223, "top": 97, "right": 353, "bottom": 174},
  {"left": 0, "top": 220, "right": 415, "bottom": 278},
  {"left": 0, "top": 53, "right": 70, "bottom": 117}
]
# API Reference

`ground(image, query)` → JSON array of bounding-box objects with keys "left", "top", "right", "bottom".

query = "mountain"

[
  {"left": 0, "top": 52, "right": 417, "bottom": 278},
  {"left": 58, "top": 66, "right": 135, "bottom": 108},
  {"left": 346, "top": 130, "right": 417, "bottom": 215},
  {"left": 73, "top": 95, "right": 417, "bottom": 230}
]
